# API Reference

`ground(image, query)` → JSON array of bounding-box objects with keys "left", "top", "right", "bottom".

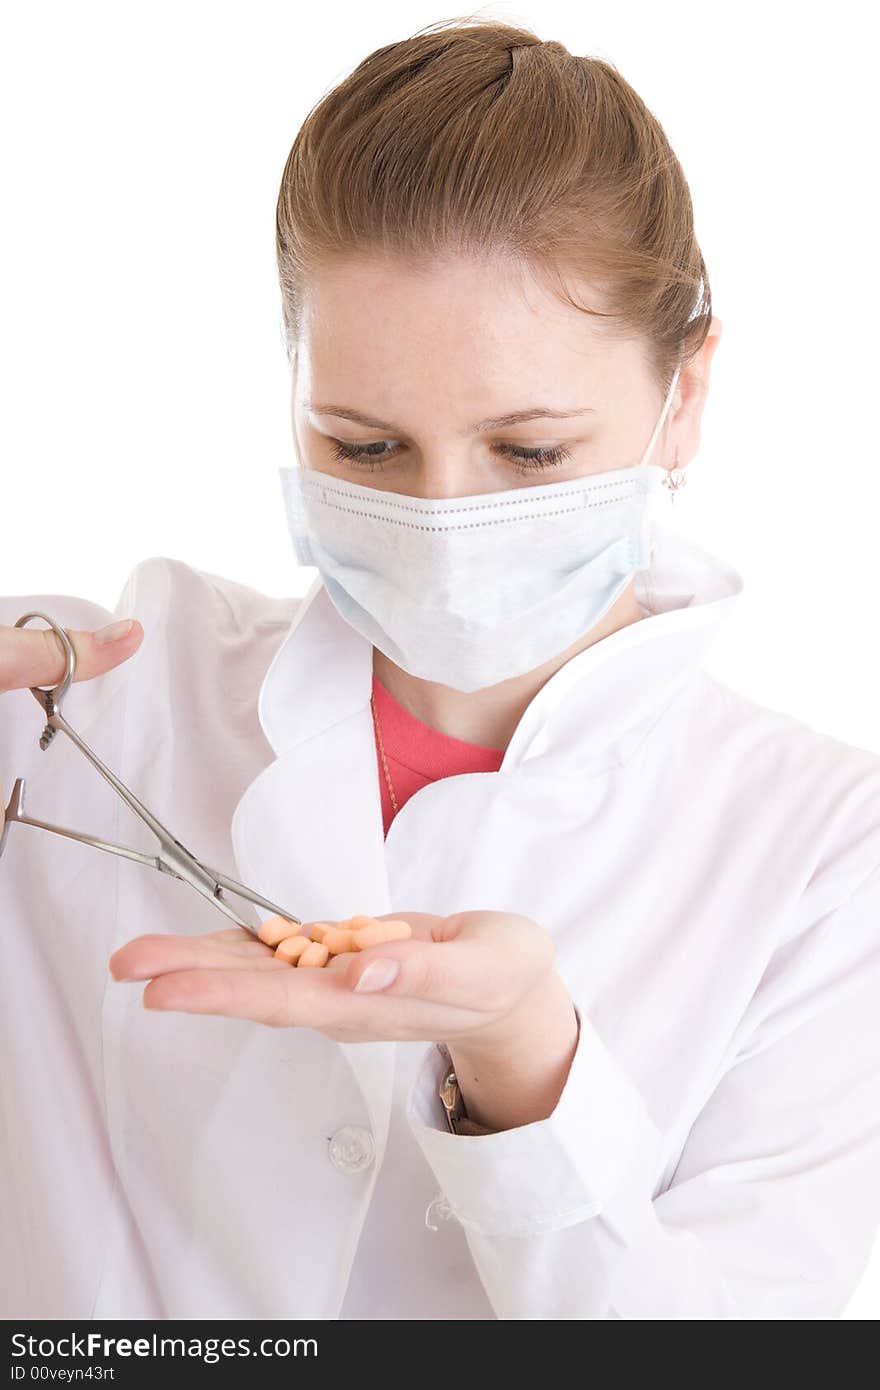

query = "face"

[{"left": 289, "top": 252, "right": 720, "bottom": 498}]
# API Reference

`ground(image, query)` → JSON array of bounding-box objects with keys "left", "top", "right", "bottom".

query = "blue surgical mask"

[{"left": 279, "top": 364, "right": 682, "bottom": 692}]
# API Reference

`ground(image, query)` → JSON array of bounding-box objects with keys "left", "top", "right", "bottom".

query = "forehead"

[{"left": 295, "top": 253, "right": 636, "bottom": 406}]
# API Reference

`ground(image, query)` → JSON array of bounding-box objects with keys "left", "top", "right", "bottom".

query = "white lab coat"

[{"left": 2, "top": 518, "right": 880, "bottom": 1321}]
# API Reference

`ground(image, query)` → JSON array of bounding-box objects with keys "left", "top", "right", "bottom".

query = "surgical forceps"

[{"left": 0, "top": 612, "right": 303, "bottom": 935}]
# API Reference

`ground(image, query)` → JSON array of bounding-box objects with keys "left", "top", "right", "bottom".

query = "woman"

[{"left": 2, "top": 19, "right": 879, "bottom": 1321}]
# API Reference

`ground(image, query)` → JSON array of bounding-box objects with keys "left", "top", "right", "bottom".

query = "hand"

[
  {"left": 107, "top": 909, "right": 563, "bottom": 1051},
  {"left": 0, "top": 616, "right": 143, "bottom": 695}
]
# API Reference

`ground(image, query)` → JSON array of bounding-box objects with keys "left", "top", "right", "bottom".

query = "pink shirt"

[
  {"left": 340, "top": 672, "right": 507, "bottom": 1319},
  {"left": 371, "top": 673, "right": 505, "bottom": 836}
]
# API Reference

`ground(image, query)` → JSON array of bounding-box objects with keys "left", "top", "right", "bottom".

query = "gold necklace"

[{"left": 370, "top": 690, "right": 399, "bottom": 814}]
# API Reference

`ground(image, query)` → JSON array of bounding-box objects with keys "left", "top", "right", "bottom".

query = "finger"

[
  {"left": 108, "top": 929, "right": 277, "bottom": 981},
  {"left": 140, "top": 958, "right": 353, "bottom": 1028},
  {"left": 0, "top": 619, "right": 144, "bottom": 694}
]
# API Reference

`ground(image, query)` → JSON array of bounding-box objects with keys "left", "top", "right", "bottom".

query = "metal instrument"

[{"left": 0, "top": 611, "right": 302, "bottom": 934}]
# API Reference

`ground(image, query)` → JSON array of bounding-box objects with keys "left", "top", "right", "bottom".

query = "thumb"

[
  {"left": 350, "top": 934, "right": 512, "bottom": 1011},
  {"left": 0, "top": 618, "right": 144, "bottom": 694}
]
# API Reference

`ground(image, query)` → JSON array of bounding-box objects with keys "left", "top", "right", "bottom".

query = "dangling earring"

[{"left": 661, "top": 446, "right": 687, "bottom": 501}]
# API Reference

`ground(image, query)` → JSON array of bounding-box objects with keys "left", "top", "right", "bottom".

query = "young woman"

[{"left": 2, "top": 19, "right": 879, "bottom": 1321}]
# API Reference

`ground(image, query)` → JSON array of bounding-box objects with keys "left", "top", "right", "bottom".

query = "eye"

[
  {"left": 495, "top": 443, "right": 574, "bottom": 473},
  {"left": 328, "top": 439, "right": 575, "bottom": 475},
  {"left": 329, "top": 439, "right": 399, "bottom": 470}
]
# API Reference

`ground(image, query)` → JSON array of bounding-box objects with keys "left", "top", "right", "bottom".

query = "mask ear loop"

[
  {"left": 640, "top": 362, "right": 682, "bottom": 471},
  {"left": 635, "top": 362, "right": 685, "bottom": 616}
]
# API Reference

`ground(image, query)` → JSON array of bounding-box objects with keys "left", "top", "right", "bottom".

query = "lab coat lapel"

[
  {"left": 229, "top": 574, "right": 397, "bottom": 1148},
  {"left": 500, "top": 518, "right": 744, "bottom": 771}
]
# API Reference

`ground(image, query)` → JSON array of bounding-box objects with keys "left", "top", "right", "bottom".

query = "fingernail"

[
  {"left": 94, "top": 618, "right": 134, "bottom": 646},
  {"left": 353, "top": 958, "right": 400, "bottom": 993}
]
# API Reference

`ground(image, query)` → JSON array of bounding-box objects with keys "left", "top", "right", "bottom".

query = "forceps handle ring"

[{"left": 13, "top": 609, "right": 75, "bottom": 749}]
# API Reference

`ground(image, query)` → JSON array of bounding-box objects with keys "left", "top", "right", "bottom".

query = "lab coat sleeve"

[{"left": 405, "top": 861, "right": 880, "bottom": 1319}]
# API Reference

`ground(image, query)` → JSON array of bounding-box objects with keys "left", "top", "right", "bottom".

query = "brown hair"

[{"left": 275, "top": 15, "right": 711, "bottom": 399}]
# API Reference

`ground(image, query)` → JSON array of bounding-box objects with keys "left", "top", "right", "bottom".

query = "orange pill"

[
  {"left": 274, "top": 934, "right": 312, "bottom": 964},
  {"left": 257, "top": 914, "right": 303, "bottom": 947},
  {"left": 322, "top": 927, "right": 358, "bottom": 955},
  {"left": 351, "top": 920, "right": 412, "bottom": 949},
  {"left": 298, "top": 941, "right": 330, "bottom": 968},
  {"left": 347, "top": 914, "right": 382, "bottom": 930},
  {"left": 306, "top": 922, "right": 332, "bottom": 943}
]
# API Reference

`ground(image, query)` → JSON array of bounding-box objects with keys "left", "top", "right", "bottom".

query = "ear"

[
  {"left": 668, "top": 315, "right": 723, "bottom": 469},
  {"left": 700, "top": 314, "right": 723, "bottom": 377}
]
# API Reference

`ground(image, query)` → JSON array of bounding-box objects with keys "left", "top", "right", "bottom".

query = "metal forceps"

[{"left": 0, "top": 611, "right": 303, "bottom": 935}]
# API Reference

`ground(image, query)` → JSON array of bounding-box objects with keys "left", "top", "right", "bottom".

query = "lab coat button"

[{"left": 328, "top": 1125, "right": 375, "bottom": 1174}]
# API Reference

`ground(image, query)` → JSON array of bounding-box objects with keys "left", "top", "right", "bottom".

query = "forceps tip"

[{"left": 0, "top": 778, "right": 25, "bottom": 862}]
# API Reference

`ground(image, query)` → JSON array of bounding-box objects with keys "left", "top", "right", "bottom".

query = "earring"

[{"left": 661, "top": 447, "right": 687, "bottom": 501}]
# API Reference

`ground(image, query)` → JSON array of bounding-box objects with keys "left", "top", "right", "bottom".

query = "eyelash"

[{"left": 328, "top": 438, "right": 574, "bottom": 475}]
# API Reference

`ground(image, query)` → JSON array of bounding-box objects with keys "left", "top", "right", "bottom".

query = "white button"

[{"left": 328, "top": 1124, "right": 375, "bottom": 1174}]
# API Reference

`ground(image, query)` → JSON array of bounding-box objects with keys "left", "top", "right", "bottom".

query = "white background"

[{"left": 2, "top": 1, "right": 878, "bottom": 1317}]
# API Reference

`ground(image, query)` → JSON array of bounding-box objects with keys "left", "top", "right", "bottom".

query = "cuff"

[{"left": 405, "top": 1004, "right": 664, "bottom": 1238}]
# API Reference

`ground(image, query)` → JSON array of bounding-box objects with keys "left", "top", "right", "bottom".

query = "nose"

[{"left": 384, "top": 446, "right": 515, "bottom": 500}]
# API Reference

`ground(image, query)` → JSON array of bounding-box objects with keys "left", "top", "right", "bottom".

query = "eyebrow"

[{"left": 305, "top": 401, "right": 596, "bottom": 434}]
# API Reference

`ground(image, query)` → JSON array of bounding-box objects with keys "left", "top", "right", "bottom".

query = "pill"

[
  {"left": 257, "top": 914, "right": 303, "bottom": 946},
  {"left": 344, "top": 915, "right": 410, "bottom": 933},
  {"left": 274, "top": 934, "right": 312, "bottom": 964},
  {"left": 351, "top": 920, "right": 412, "bottom": 949},
  {"left": 306, "top": 922, "right": 332, "bottom": 943},
  {"left": 298, "top": 940, "right": 331, "bottom": 968},
  {"left": 322, "top": 927, "right": 358, "bottom": 955}
]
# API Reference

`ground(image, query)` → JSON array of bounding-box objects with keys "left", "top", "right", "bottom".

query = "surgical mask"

[{"left": 279, "top": 364, "right": 682, "bottom": 692}]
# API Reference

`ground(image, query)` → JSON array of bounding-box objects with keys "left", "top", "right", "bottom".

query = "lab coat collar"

[{"left": 256, "top": 517, "right": 744, "bottom": 776}]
